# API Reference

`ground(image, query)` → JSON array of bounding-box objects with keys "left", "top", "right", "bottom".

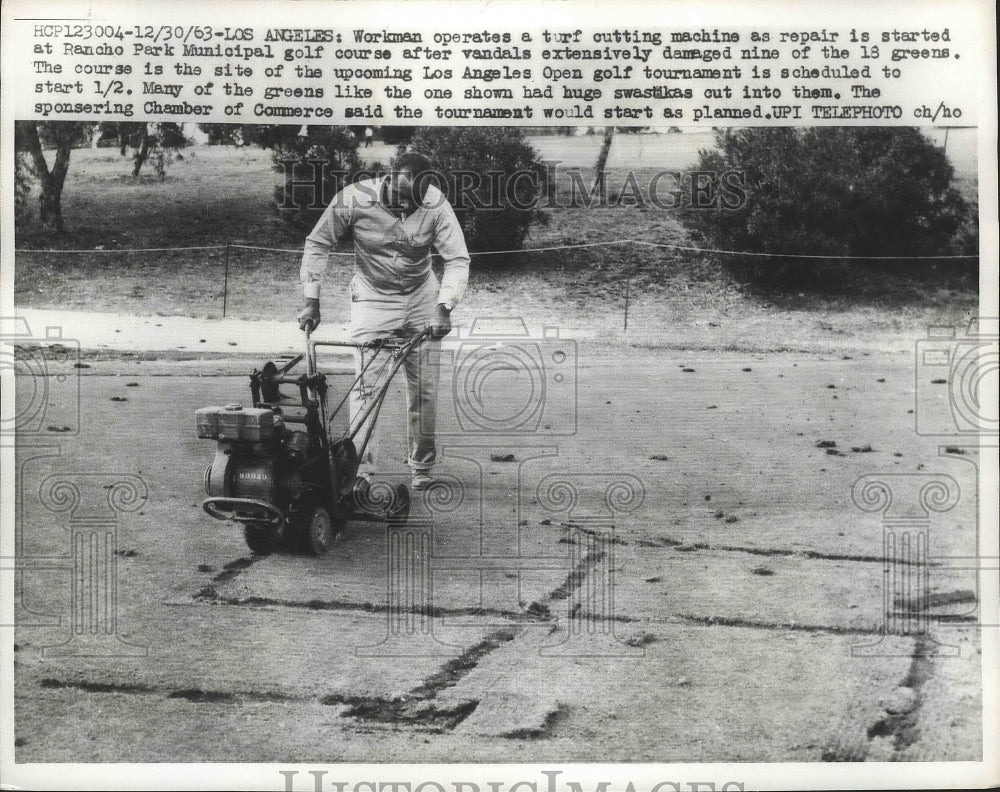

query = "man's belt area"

[{"left": 354, "top": 267, "right": 433, "bottom": 298}]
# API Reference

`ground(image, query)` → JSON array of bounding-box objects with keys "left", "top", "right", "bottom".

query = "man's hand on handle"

[
  {"left": 430, "top": 302, "right": 452, "bottom": 340},
  {"left": 298, "top": 298, "right": 321, "bottom": 332}
]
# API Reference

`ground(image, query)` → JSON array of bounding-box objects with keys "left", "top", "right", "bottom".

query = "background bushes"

[{"left": 678, "top": 127, "right": 974, "bottom": 290}]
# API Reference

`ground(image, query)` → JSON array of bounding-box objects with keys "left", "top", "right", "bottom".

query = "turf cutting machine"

[{"left": 196, "top": 330, "right": 428, "bottom": 555}]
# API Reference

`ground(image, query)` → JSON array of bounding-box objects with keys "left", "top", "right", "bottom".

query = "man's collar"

[{"left": 380, "top": 174, "right": 421, "bottom": 217}]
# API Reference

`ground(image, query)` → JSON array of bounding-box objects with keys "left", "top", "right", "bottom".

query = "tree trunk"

[
  {"left": 38, "top": 185, "right": 63, "bottom": 229},
  {"left": 593, "top": 126, "right": 615, "bottom": 202},
  {"left": 132, "top": 124, "right": 151, "bottom": 177},
  {"left": 20, "top": 122, "right": 75, "bottom": 233}
]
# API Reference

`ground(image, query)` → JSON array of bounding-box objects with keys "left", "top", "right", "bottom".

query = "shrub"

[
  {"left": 197, "top": 124, "right": 262, "bottom": 146},
  {"left": 142, "top": 123, "right": 188, "bottom": 179},
  {"left": 379, "top": 126, "right": 416, "bottom": 145},
  {"left": 401, "top": 127, "right": 549, "bottom": 257},
  {"left": 266, "top": 125, "right": 369, "bottom": 229},
  {"left": 678, "top": 127, "right": 973, "bottom": 290}
]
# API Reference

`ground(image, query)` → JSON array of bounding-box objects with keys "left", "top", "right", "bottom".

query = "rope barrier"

[
  {"left": 229, "top": 244, "right": 351, "bottom": 256},
  {"left": 16, "top": 244, "right": 228, "bottom": 253},
  {"left": 16, "top": 238, "right": 978, "bottom": 260},
  {"left": 15, "top": 235, "right": 977, "bottom": 334},
  {"left": 626, "top": 240, "right": 979, "bottom": 260},
  {"left": 467, "top": 239, "right": 633, "bottom": 255}
]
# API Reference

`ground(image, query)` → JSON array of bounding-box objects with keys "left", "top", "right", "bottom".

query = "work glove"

[
  {"left": 297, "top": 298, "right": 321, "bottom": 332},
  {"left": 430, "top": 303, "right": 452, "bottom": 340}
]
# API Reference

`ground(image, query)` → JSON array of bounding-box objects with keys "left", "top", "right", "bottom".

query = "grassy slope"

[{"left": 14, "top": 133, "right": 979, "bottom": 352}]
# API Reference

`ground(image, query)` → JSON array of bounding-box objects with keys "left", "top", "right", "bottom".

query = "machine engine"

[
  {"left": 196, "top": 339, "right": 418, "bottom": 556},
  {"left": 197, "top": 403, "right": 317, "bottom": 517}
]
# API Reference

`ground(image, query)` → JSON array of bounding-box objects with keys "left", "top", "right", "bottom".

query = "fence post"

[
  {"left": 222, "top": 242, "right": 231, "bottom": 318},
  {"left": 623, "top": 274, "right": 631, "bottom": 332}
]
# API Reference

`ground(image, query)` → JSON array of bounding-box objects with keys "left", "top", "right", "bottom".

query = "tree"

[
  {"left": 379, "top": 126, "right": 416, "bottom": 146},
  {"left": 592, "top": 127, "right": 615, "bottom": 203},
  {"left": 91, "top": 122, "right": 188, "bottom": 176},
  {"left": 678, "top": 127, "right": 972, "bottom": 289},
  {"left": 402, "top": 127, "right": 549, "bottom": 256},
  {"left": 197, "top": 124, "right": 270, "bottom": 146},
  {"left": 266, "top": 125, "right": 366, "bottom": 228},
  {"left": 124, "top": 122, "right": 187, "bottom": 177},
  {"left": 14, "top": 121, "right": 87, "bottom": 232}
]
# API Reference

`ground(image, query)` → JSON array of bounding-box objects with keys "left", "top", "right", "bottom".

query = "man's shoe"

[{"left": 411, "top": 471, "right": 434, "bottom": 491}]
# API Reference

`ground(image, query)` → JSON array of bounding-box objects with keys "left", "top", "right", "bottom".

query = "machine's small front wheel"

[
  {"left": 291, "top": 501, "right": 339, "bottom": 555},
  {"left": 243, "top": 521, "right": 273, "bottom": 555},
  {"left": 330, "top": 439, "right": 359, "bottom": 498}
]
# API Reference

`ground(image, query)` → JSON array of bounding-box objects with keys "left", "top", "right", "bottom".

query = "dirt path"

[{"left": 13, "top": 343, "right": 985, "bottom": 763}]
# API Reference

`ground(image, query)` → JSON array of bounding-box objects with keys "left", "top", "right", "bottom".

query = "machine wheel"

[
  {"left": 386, "top": 484, "right": 410, "bottom": 526},
  {"left": 290, "top": 500, "right": 340, "bottom": 555},
  {"left": 330, "top": 439, "right": 360, "bottom": 497},
  {"left": 259, "top": 361, "right": 282, "bottom": 403},
  {"left": 243, "top": 521, "right": 274, "bottom": 555}
]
